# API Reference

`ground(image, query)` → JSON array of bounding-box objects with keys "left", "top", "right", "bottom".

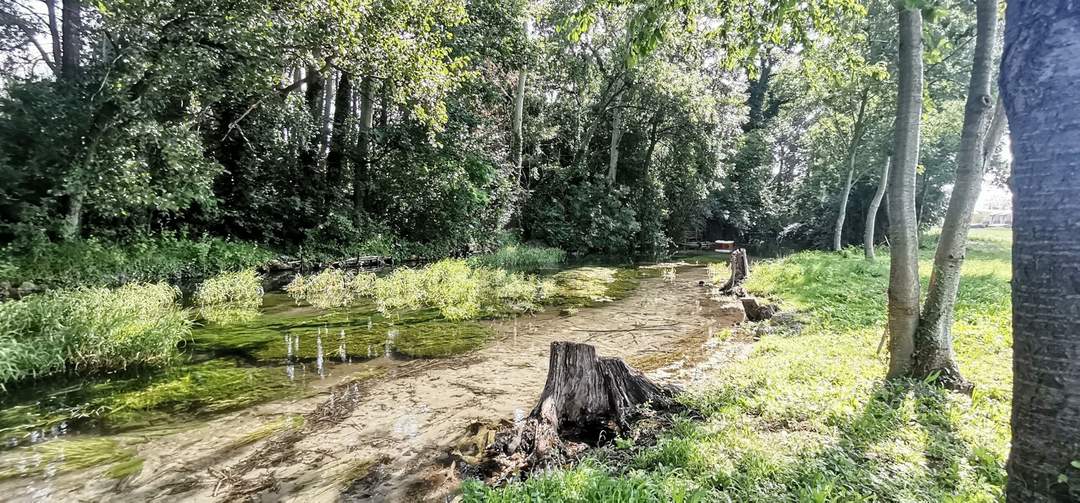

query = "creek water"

[{"left": 0, "top": 259, "right": 748, "bottom": 502}]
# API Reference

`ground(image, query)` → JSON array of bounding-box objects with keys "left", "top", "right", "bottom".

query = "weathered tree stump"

[
  {"left": 718, "top": 248, "right": 750, "bottom": 296},
  {"left": 740, "top": 296, "right": 778, "bottom": 322},
  {"left": 479, "top": 342, "right": 679, "bottom": 483}
]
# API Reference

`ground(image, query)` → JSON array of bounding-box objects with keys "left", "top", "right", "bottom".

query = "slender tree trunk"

[
  {"left": 61, "top": 0, "right": 81, "bottom": 81},
  {"left": 511, "top": 69, "right": 526, "bottom": 180},
  {"left": 318, "top": 71, "right": 336, "bottom": 161},
  {"left": 912, "top": 0, "right": 999, "bottom": 392},
  {"left": 886, "top": 6, "right": 924, "bottom": 379},
  {"left": 834, "top": 90, "right": 870, "bottom": 252},
  {"left": 1001, "top": 2, "right": 1080, "bottom": 500},
  {"left": 864, "top": 156, "right": 891, "bottom": 260},
  {"left": 47, "top": 0, "right": 61, "bottom": 72},
  {"left": 353, "top": 76, "right": 375, "bottom": 227},
  {"left": 607, "top": 94, "right": 624, "bottom": 182},
  {"left": 326, "top": 72, "right": 353, "bottom": 199}
]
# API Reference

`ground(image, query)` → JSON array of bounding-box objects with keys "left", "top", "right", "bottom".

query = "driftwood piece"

[
  {"left": 479, "top": 342, "right": 679, "bottom": 483},
  {"left": 718, "top": 248, "right": 749, "bottom": 296},
  {"left": 740, "top": 296, "right": 778, "bottom": 322}
]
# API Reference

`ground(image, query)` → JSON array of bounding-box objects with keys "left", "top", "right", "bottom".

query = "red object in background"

[{"left": 713, "top": 240, "right": 736, "bottom": 251}]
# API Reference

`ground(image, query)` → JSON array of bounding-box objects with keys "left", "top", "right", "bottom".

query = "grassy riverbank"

[{"left": 464, "top": 228, "right": 1013, "bottom": 501}]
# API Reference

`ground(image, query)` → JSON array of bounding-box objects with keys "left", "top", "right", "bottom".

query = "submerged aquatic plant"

[
  {"left": 195, "top": 269, "right": 264, "bottom": 323},
  {"left": 547, "top": 267, "right": 640, "bottom": 306},
  {"left": 0, "top": 283, "right": 190, "bottom": 387},
  {"left": 286, "top": 269, "right": 376, "bottom": 309},
  {"left": 0, "top": 437, "right": 141, "bottom": 481}
]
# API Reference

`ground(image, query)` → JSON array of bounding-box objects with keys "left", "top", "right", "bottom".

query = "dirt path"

[{"left": 9, "top": 265, "right": 748, "bottom": 502}]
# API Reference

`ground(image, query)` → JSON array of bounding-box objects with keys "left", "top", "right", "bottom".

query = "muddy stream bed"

[{"left": 0, "top": 262, "right": 750, "bottom": 502}]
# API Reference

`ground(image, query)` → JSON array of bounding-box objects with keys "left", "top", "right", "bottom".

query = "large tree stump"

[
  {"left": 479, "top": 342, "right": 679, "bottom": 482},
  {"left": 718, "top": 248, "right": 750, "bottom": 296}
]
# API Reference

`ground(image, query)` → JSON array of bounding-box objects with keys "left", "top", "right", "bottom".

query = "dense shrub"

[{"left": 0, "top": 283, "right": 190, "bottom": 387}]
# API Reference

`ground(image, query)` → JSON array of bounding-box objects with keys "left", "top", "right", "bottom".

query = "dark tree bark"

[
  {"left": 864, "top": 156, "right": 891, "bottom": 260},
  {"left": 326, "top": 71, "right": 353, "bottom": 200},
  {"left": 353, "top": 75, "right": 375, "bottom": 227},
  {"left": 482, "top": 342, "right": 678, "bottom": 482},
  {"left": 744, "top": 53, "right": 774, "bottom": 132},
  {"left": 61, "top": 0, "right": 81, "bottom": 81},
  {"left": 912, "top": 0, "right": 1000, "bottom": 393},
  {"left": 1000, "top": 2, "right": 1080, "bottom": 501},
  {"left": 886, "top": 6, "right": 924, "bottom": 379}
]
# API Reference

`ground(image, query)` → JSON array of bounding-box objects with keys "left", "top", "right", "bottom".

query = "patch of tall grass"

[
  {"left": 195, "top": 269, "right": 264, "bottom": 323},
  {"left": 285, "top": 269, "right": 376, "bottom": 309},
  {"left": 375, "top": 259, "right": 544, "bottom": 321},
  {"left": 471, "top": 228, "right": 1012, "bottom": 501},
  {"left": 468, "top": 244, "right": 566, "bottom": 271},
  {"left": 0, "top": 283, "right": 190, "bottom": 388}
]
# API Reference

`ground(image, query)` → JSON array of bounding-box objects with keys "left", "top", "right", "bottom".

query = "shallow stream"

[{"left": 0, "top": 258, "right": 746, "bottom": 501}]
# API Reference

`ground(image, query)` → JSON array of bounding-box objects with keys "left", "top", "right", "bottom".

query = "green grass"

[
  {"left": 0, "top": 283, "right": 191, "bottom": 387},
  {"left": 373, "top": 259, "right": 546, "bottom": 321},
  {"left": 466, "top": 228, "right": 1012, "bottom": 502},
  {"left": 0, "top": 235, "right": 275, "bottom": 289},
  {"left": 285, "top": 269, "right": 376, "bottom": 309}
]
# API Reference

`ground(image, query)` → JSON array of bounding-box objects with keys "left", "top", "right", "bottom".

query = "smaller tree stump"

[{"left": 718, "top": 248, "right": 750, "bottom": 296}]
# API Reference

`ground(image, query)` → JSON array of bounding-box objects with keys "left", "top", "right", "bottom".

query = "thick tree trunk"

[
  {"left": 481, "top": 342, "right": 678, "bottom": 482},
  {"left": 864, "top": 156, "right": 891, "bottom": 260},
  {"left": 511, "top": 69, "right": 526, "bottom": 179},
  {"left": 305, "top": 65, "right": 324, "bottom": 123},
  {"left": 326, "top": 71, "right": 353, "bottom": 198},
  {"left": 1001, "top": 2, "right": 1080, "bottom": 501},
  {"left": 61, "top": 0, "right": 81, "bottom": 81},
  {"left": 353, "top": 76, "right": 375, "bottom": 227},
  {"left": 886, "top": 6, "right": 924, "bottom": 379},
  {"left": 912, "top": 0, "right": 999, "bottom": 393},
  {"left": 745, "top": 54, "right": 773, "bottom": 132}
]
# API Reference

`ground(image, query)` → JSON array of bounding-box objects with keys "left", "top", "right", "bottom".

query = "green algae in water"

[
  {"left": 0, "top": 437, "right": 140, "bottom": 481},
  {"left": 391, "top": 320, "right": 493, "bottom": 358},
  {"left": 547, "top": 267, "right": 642, "bottom": 307},
  {"left": 0, "top": 359, "right": 304, "bottom": 447}
]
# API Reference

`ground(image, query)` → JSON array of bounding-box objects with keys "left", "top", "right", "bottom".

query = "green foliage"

[
  {"left": 0, "top": 283, "right": 190, "bottom": 387},
  {"left": 0, "top": 236, "right": 275, "bottom": 289},
  {"left": 474, "top": 229, "right": 1012, "bottom": 501},
  {"left": 468, "top": 244, "right": 567, "bottom": 271}
]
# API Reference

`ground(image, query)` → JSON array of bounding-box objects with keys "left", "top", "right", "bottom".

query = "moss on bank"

[{"left": 465, "top": 229, "right": 1013, "bottom": 502}]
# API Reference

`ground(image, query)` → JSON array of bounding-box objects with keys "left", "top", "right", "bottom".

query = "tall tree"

[
  {"left": 1000, "top": 1, "right": 1080, "bottom": 500},
  {"left": 885, "top": 3, "right": 923, "bottom": 379},
  {"left": 60, "top": 0, "right": 81, "bottom": 81},
  {"left": 912, "top": 0, "right": 1000, "bottom": 391}
]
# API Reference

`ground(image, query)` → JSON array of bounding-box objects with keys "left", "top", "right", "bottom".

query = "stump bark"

[
  {"left": 718, "top": 248, "right": 749, "bottom": 296},
  {"left": 740, "top": 296, "right": 778, "bottom": 322},
  {"left": 480, "top": 342, "right": 679, "bottom": 482}
]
